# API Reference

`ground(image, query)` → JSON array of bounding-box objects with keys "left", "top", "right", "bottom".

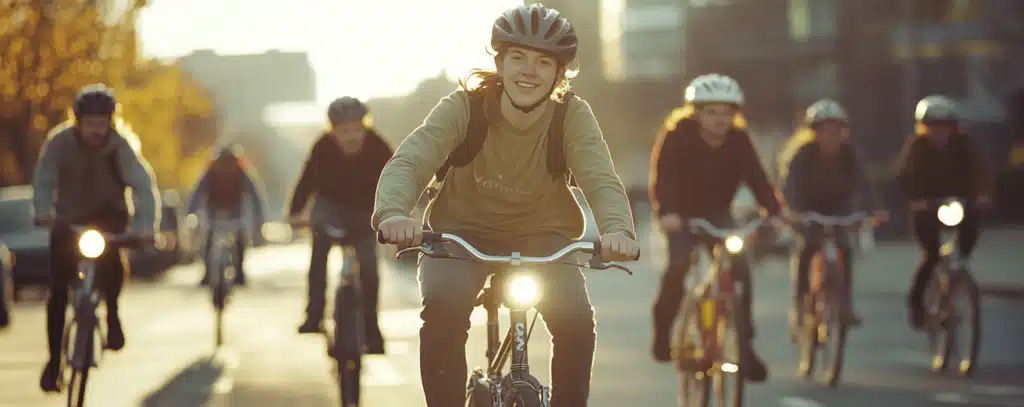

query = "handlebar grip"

[{"left": 377, "top": 230, "right": 442, "bottom": 245}]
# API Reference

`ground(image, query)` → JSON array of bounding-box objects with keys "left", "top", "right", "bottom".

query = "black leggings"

[
  {"left": 908, "top": 209, "right": 981, "bottom": 308},
  {"left": 46, "top": 226, "right": 127, "bottom": 362}
]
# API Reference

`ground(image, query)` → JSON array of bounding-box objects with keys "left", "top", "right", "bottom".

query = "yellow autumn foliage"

[{"left": 0, "top": 0, "right": 218, "bottom": 189}]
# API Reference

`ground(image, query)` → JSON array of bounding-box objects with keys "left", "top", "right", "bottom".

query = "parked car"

[
  {"left": 1, "top": 243, "right": 12, "bottom": 327},
  {"left": 0, "top": 185, "right": 50, "bottom": 299},
  {"left": 130, "top": 189, "right": 189, "bottom": 278}
]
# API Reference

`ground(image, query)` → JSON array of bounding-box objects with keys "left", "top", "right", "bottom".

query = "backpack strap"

[
  {"left": 547, "top": 92, "right": 573, "bottom": 183},
  {"left": 107, "top": 148, "right": 127, "bottom": 190},
  {"left": 435, "top": 90, "right": 489, "bottom": 183}
]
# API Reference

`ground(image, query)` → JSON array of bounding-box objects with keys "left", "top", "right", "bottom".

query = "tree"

[{"left": 0, "top": 0, "right": 217, "bottom": 188}]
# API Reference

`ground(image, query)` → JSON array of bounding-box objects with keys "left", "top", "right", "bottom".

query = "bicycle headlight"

[
  {"left": 937, "top": 201, "right": 964, "bottom": 227},
  {"left": 506, "top": 274, "right": 541, "bottom": 308},
  {"left": 724, "top": 235, "right": 744, "bottom": 254},
  {"left": 78, "top": 229, "right": 106, "bottom": 259}
]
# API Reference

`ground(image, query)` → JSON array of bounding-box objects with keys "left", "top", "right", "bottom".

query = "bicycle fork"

[{"left": 70, "top": 261, "right": 101, "bottom": 370}]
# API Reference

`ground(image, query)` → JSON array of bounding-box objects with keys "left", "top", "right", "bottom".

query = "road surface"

[{"left": 1, "top": 224, "right": 1022, "bottom": 407}]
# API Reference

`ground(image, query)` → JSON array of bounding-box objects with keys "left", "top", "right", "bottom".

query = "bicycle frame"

[
  {"left": 67, "top": 258, "right": 104, "bottom": 371},
  {"left": 687, "top": 242, "right": 743, "bottom": 373}
]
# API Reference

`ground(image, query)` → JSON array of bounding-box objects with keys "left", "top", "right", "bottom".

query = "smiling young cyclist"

[
  {"left": 373, "top": 4, "right": 639, "bottom": 406},
  {"left": 649, "top": 73, "right": 781, "bottom": 382}
]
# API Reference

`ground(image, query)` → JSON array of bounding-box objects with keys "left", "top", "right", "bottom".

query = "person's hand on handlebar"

[
  {"left": 600, "top": 231, "right": 639, "bottom": 262},
  {"left": 378, "top": 215, "right": 422, "bottom": 248}
]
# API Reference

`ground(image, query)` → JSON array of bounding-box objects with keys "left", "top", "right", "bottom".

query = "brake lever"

[{"left": 606, "top": 263, "right": 633, "bottom": 275}]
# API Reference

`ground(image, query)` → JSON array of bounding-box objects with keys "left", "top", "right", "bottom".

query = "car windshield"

[{"left": 0, "top": 199, "right": 35, "bottom": 234}]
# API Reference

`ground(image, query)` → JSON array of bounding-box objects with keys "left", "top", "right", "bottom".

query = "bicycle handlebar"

[
  {"left": 687, "top": 218, "right": 767, "bottom": 239},
  {"left": 376, "top": 230, "right": 634, "bottom": 274},
  {"left": 797, "top": 212, "right": 872, "bottom": 227}
]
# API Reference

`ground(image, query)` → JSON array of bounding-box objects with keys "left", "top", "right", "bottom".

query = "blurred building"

[
  {"left": 177, "top": 49, "right": 318, "bottom": 217},
  {"left": 178, "top": 49, "right": 317, "bottom": 129},
  {"left": 683, "top": 0, "right": 1023, "bottom": 167}
]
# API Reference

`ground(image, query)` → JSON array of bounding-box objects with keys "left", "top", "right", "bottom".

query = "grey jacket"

[{"left": 31, "top": 122, "right": 160, "bottom": 234}]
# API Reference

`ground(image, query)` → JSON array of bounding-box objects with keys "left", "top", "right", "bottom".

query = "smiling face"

[
  {"left": 76, "top": 115, "right": 112, "bottom": 148},
  {"left": 499, "top": 46, "right": 561, "bottom": 107}
]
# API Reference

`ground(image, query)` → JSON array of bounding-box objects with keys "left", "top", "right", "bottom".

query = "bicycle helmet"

[
  {"left": 684, "top": 74, "right": 744, "bottom": 106},
  {"left": 73, "top": 83, "right": 116, "bottom": 119},
  {"left": 805, "top": 99, "right": 848, "bottom": 125},
  {"left": 491, "top": 3, "right": 578, "bottom": 66},
  {"left": 915, "top": 95, "right": 959, "bottom": 122},
  {"left": 327, "top": 96, "right": 368, "bottom": 125}
]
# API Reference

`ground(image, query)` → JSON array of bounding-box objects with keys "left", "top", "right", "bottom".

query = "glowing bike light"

[
  {"left": 78, "top": 229, "right": 106, "bottom": 259},
  {"left": 937, "top": 201, "right": 964, "bottom": 227},
  {"left": 506, "top": 274, "right": 541, "bottom": 308},
  {"left": 724, "top": 236, "right": 744, "bottom": 254}
]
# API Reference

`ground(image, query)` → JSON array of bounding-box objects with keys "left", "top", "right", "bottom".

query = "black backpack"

[{"left": 433, "top": 90, "right": 574, "bottom": 185}]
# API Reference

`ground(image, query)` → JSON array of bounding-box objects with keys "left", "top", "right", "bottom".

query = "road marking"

[
  {"left": 932, "top": 392, "right": 1024, "bottom": 407},
  {"left": 211, "top": 346, "right": 240, "bottom": 394},
  {"left": 973, "top": 385, "right": 1024, "bottom": 396},
  {"left": 363, "top": 357, "right": 405, "bottom": 386},
  {"left": 780, "top": 396, "right": 827, "bottom": 407}
]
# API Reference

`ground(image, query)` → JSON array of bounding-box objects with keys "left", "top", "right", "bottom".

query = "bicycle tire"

[
  {"left": 502, "top": 383, "right": 543, "bottom": 407},
  {"left": 928, "top": 269, "right": 952, "bottom": 373},
  {"left": 337, "top": 356, "right": 362, "bottom": 407},
  {"left": 821, "top": 270, "right": 848, "bottom": 388},
  {"left": 334, "top": 285, "right": 365, "bottom": 357},
  {"left": 66, "top": 368, "right": 88, "bottom": 407},
  {"left": 718, "top": 304, "right": 747, "bottom": 407},
  {"left": 674, "top": 302, "right": 710, "bottom": 407},
  {"left": 796, "top": 293, "right": 817, "bottom": 379},
  {"left": 950, "top": 272, "right": 981, "bottom": 377}
]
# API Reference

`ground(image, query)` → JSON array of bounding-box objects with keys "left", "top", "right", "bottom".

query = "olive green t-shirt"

[{"left": 372, "top": 88, "right": 635, "bottom": 244}]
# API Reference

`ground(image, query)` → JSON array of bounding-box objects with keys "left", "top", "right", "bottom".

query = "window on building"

[
  {"left": 788, "top": 0, "right": 810, "bottom": 42},
  {"left": 791, "top": 60, "right": 840, "bottom": 104}
]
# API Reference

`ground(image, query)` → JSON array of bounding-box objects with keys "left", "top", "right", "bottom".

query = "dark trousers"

[
  {"left": 304, "top": 232, "right": 381, "bottom": 340},
  {"left": 908, "top": 209, "right": 981, "bottom": 309},
  {"left": 791, "top": 224, "right": 854, "bottom": 311},
  {"left": 46, "top": 222, "right": 127, "bottom": 362}
]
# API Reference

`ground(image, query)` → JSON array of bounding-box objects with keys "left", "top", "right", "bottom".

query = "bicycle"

[
  {"left": 206, "top": 215, "right": 246, "bottom": 348},
  {"left": 920, "top": 198, "right": 980, "bottom": 377},
  {"left": 59, "top": 224, "right": 147, "bottom": 407},
  {"left": 790, "top": 212, "right": 876, "bottom": 387},
  {"left": 291, "top": 221, "right": 366, "bottom": 407},
  {"left": 673, "top": 217, "right": 768, "bottom": 407}
]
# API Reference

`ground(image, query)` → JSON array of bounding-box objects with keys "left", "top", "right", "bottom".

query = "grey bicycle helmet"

[
  {"left": 74, "top": 83, "right": 117, "bottom": 119},
  {"left": 327, "top": 96, "right": 368, "bottom": 125},
  {"left": 491, "top": 3, "right": 578, "bottom": 65}
]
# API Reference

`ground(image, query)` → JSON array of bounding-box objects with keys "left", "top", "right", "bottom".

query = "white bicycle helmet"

[
  {"left": 915, "top": 95, "right": 959, "bottom": 122},
  {"left": 805, "top": 99, "right": 848, "bottom": 125},
  {"left": 684, "top": 74, "right": 744, "bottom": 105}
]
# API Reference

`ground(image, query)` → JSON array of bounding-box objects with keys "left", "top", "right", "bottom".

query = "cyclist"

[
  {"left": 374, "top": 4, "right": 639, "bottom": 406},
  {"left": 897, "top": 95, "right": 993, "bottom": 329},
  {"left": 287, "top": 96, "right": 393, "bottom": 355},
  {"left": 649, "top": 73, "right": 779, "bottom": 382},
  {"left": 31, "top": 83, "right": 160, "bottom": 392},
  {"left": 778, "top": 99, "right": 887, "bottom": 332},
  {"left": 185, "top": 144, "right": 268, "bottom": 287}
]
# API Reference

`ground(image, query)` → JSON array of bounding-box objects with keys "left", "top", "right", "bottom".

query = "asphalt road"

[{"left": 1, "top": 223, "right": 1022, "bottom": 407}]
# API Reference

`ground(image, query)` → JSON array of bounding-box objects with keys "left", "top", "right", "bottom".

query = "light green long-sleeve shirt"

[{"left": 372, "top": 88, "right": 635, "bottom": 244}]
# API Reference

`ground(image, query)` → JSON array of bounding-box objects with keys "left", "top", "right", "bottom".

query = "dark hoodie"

[
  {"left": 896, "top": 132, "right": 994, "bottom": 201},
  {"left": 288, "top": 129, "right": 394, "bottom": 216},
  {"left": 649, "top": 118, "right": 781, "bottom": 220},
  {"left": 780, "top": 141, "right": 879, "bottom": 215}
]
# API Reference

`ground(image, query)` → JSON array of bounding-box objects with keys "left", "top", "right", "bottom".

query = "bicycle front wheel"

[
  {"left": 66, "top": 368, "right": 89, "bottom": 407},
  {"left": 820, "top": 275, "right": 848, "bottom": 387},
  {"left": 337, "top": 356, "right": 362, "bottom": 407},
  {"left": 713, "top": 304, "right": 746, "bottom": 407},
  {"left": 674, "top": 300, "right": 710, "bottom": 407},
  {"left": 949, "top": 272, "right": 981, "bottom": 377}
]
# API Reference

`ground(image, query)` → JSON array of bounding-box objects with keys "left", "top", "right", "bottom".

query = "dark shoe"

[
  {"left": 909, "top": 305, "right": 927, "bottom": 330},
  {"left": 234, "top": 270, "right": 247, "bottom": 286},
  {"left": 743, "top": 349, "right": 768, "bottom": 382},
  {"left": 844, "top": 310, "right": 863, "bottom": 327},
  {"left": 365, "top": 334, "right": 386, "bottom": 355},
  {"left": 198, "top": 277, "right": 210, "bottom": 287},
  {"left": 0, "top": 305, "right": 9, "bottom": 328},
  {"left": 651, "top": 335, "right": 672, "bottom": 363},
  {"left": 39, "top": 359, "right": 61, "bottom": 392},
  {"left": 106, "top": 315, "right": 125, "bottom": 351},
  {"left": 298, "top": 319, "right": 323, "bottom": 334}
]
